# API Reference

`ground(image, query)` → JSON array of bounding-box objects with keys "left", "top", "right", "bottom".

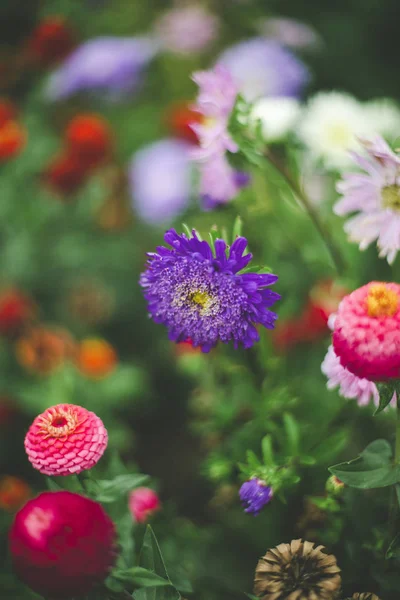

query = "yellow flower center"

[
  {"left": 190, "top": 290, "right": 210, "bottom": 307},
  {"left": 366, "top": 283, "right": 399, "bottom": 318},
  {"left": 326, "top": 122, "right": 353, "bottom": 148},
  {"left": 38, "top": 406, "right": 79, "bottom": 439},
  {"left": 381, "top": 185, "right": 400, "bottom": 212}
]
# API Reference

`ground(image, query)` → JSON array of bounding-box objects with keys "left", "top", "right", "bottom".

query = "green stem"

[
  {"left": 389, "top": 394, "right": 400, "bottom": 542},
  {"left": 265, "top": 150, "right": 346, "bottom": 275}
]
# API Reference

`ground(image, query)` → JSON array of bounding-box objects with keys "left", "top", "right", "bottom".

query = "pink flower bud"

[{"left": 129, "top": 487, "right": 160, "bottom": 523}]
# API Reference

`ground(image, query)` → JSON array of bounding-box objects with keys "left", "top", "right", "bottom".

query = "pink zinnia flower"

[
  {"left": 335, "top": 136, "right": 400, "bottom": 264},
  {"left": 322, "top": 344, "right": 396, "bottom": 407},
  {"left": 129, "top": 487, "right": 160, "bottom": 523},
  {"left": 9, "top": 491, "right": 116, "bottom": 598},
  {"left": 25, "top": 404, "right": 108, "bottom": 476},
  {"left": 332, "top": 282, "right": 400, "bottom": 381}
]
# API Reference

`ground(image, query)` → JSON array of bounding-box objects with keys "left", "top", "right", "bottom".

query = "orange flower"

[
  {"left": 0, "top": 288, "right": 35, "bottom": 335},
  {"left": 0, "top": 476, "right": 31, "bottom": 511},
  {"left": 77, "top": 338, "right": 117, "bottom": 378},
  {"left": 175, "top": 338, "right": 202, "bottom": 356},
  {"left": 65, "top": 114, "right": 113, "bottom": 169},
  {"left": 16, "top": 326, "right": 76, "bottom": 375},
  {"left": 0, "top": 120, "right": 26, "bottom": 161},
  {"left": 43, "top": 152, "right": 89, "bottom": 197},
  {"left": 165, "top": 101, "right": 203, "bottom": 144},
  {"left": 28, "top": 16, "right": 75, "bottom": 67}
]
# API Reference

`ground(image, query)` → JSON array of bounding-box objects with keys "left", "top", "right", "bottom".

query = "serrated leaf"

[{"left": 329, "top": 439, "right": 400, "bottom": 489}]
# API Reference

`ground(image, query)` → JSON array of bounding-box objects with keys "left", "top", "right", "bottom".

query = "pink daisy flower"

[
  {"left": 155, "top": 5, "right": 219, "bottom": 55},
  {"left": 335, "top": 136, "right": 400, "bottom": 264},
  {"left": 322, "top": 344, "right": 396, "bottom": 407},
  {"left": 332, "top": 282, "right": 400, "bottom": 381},
  {"left": 191, "top": 64, "right": 238, "bottom": 161},
  {"left": 129, "top": 487, "right": 160, "bottom": 523},
  {"left": 25, "top": 404, "right": 108, "bottom": 476}
]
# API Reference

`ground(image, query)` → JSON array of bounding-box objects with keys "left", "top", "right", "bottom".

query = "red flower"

[
  {"left": 0, "top": 98, "right": 17, "bottom": 128},
  {"left": 129, "top": 487, "right": 161, "bottom": 523},
  {"left": 0, "top": 288, "right": 34, "bottom": 335},
  {"left": 9, "top": 491, "right": 117, "bottom": 598},
  {"left": 0, "top": 120, "right": 26, "bottom": 162},
  {"left": 165, "top": 101, "right": 203, "bottom": 144},
  {"left": 65, "top": 114, "right": 113, "bottom": 169},
  {"left": 43, "top": 152, "right": 89, "bottom": 197},
  {"left": 28, "top": 17, "right": 75, "bottom": 67}
]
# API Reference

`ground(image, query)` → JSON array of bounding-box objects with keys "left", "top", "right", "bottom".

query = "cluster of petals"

[
  {"left": 322, "top": 344, "right": 396, "bottom": 408},
  {"left": 332, "top": 282, "right": 400, "bottom": 381},
  {"left": 25, "top": 404, "right": 108, "bottom": 476},
  {"left": 335, "top": 136, "right": 400, "bottom": 264},
  {"left": 191, "top": 66, "right": 247, "bottom": 207},
  {"left": 129, "top": 487, "right": 161, "bottom": 523}
]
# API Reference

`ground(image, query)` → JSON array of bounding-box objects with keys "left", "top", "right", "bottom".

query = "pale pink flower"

[
  {"left": 25, "top": 404, "right": 108, "bottom": 476},
  {"left": 332, "top": 282, "right": 400, "bottom": 381},
  {"left": 155, "top": 5, "right": 219, "bottom": 55},
  {"left": 322, "top": 344, "right": 396, "bottom": 407},
  {"left": 129, "top": 487, "right": 160, "bottom": 523},
  {"left": 335, "top": 136, "right": 400, "bottom": 264}
]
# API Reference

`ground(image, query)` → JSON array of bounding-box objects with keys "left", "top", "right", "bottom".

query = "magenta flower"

[
  {"left": 9, "top": 491, "right": 116, "bottom": 598},
  {"left": 25, "top": 404, "right": 108, "bottom": 476},
  {"left": 335, "top": 136, "right": 400, "bottom": 264},
  {"left": 129, "top": 487, "right": 161, "bottom": 523},
  {"left": 322, "top": 344, "right": 396, "bottom": 408},
  {"left": 128, "top": 138, "right": 192, "bottom": 224},
  {"left": 332, "top": 282, "right": 400, "bottom": 381},
  {"left": 155, "top": 4, "right": 219, "bottom": 55}
]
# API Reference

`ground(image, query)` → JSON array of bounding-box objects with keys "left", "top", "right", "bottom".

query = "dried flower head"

[
  {"left": 25, "top": 404, "right": 108, "bottom": 476},
  {"left": 15, "top": 326, "right": 76, "bottom": 374},
  {"left": 350, "top": 594, "right": 380, "bottom": 600},
  {"left": 254, "top": 539, "right": 341, "bottom": 600}
]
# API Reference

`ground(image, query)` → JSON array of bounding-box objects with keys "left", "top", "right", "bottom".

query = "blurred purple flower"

[
  {"left": 128, "top": 139, "right": 192, "bottom": 225},
  {"left": 46, "top": 37, "right": 159, "bottom": 101},
  {"left": 260, "top": 17, "right": 322, "bottom": 51},
  {"left": 200, "top": 155, "right": 250, "bottom": 210},
  {"left": 155, "top": 4, "right": 219, "bottom": 55},
  {"left": 239, "top": 479, "right": 273, "bottom": 515},
  {"left": 218, "top": 38, "right": 310, "bottom": 101}
]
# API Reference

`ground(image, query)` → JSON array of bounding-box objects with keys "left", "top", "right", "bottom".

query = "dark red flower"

[
  {"left": 43, "top": 152, "right": 89, "bottom": 197},
  {"left": 28, "top": 17, "right": 75, "bottom": 67},
  {"left": 0, "top": 120, "right": 26, "bottom": 161},
  {"left": 65, "top": 114, "right": 113, "bottom": 169},
  {"left": 165, "top": 101, "right": 203, "bottom": 144},
  {"left": 9, "top": 491, "right": 117, "bottom": 598},
  {"left": 0, "top": 288, "right": 34, "bottom": 335}
]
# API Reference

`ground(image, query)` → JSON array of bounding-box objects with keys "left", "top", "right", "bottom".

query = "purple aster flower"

[
  {"left": 218, "top": 38, "right": 310, "bottom": 102},
  {"left": 322, "top": 344, "right": 396, "bottom": 408},
  {"left": 46, "top": 37, "right": 159, "bottom": 101},
  {"left": 155, "top": 4, "right": 219, "bottom": 55},
  {"left": 260, "top": 17, "right": 322, "bottom": 51},
  {"left": 140, "top": 229, "right": 280, "bottom": 352},
  {"left": 334, "top": 136, "right": 400, "bottom": 264},
  {"left": 200, "top": 155, "right": 250, "bottom": 210},
  {"left": 239, "top": 479, "right": 273, "bottom": 516},
  {"left": 128, "top": 139, "right": 192, "bottom": 225}
]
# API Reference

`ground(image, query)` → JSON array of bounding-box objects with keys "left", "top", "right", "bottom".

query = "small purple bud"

[{"left": 239, "top": 478, "right": 273, "bottom": 516}]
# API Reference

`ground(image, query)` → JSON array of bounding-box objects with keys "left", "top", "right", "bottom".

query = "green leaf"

[
  {"left": 246, "top": 595, "right": 258, "bottom": 600},
  {"left": 312, "top": 428, "right": 348, "bottom": 464},
  {"left": 329, "top": 439, "right": 400, "bottom": 489},
  {"left": 232, "top": 215, "right": 243, "bottom": 242},
  {"left": 375, "top": 382, "right": 397, "bottom": 415},
  {"left": 114, "top": 567, "right": 171, "bottom": 587},
  {"left": 386, "top": 533, "right": 400, "bottom": 560},
  {"left": 283, "top": 413, "right": 299, "bottom": 455},
  {"left": 87, "top": 474, "right": 149, "bottom": 503},
  {"left": 261, "top": 435, "right": 274, "bottom": 466}
]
